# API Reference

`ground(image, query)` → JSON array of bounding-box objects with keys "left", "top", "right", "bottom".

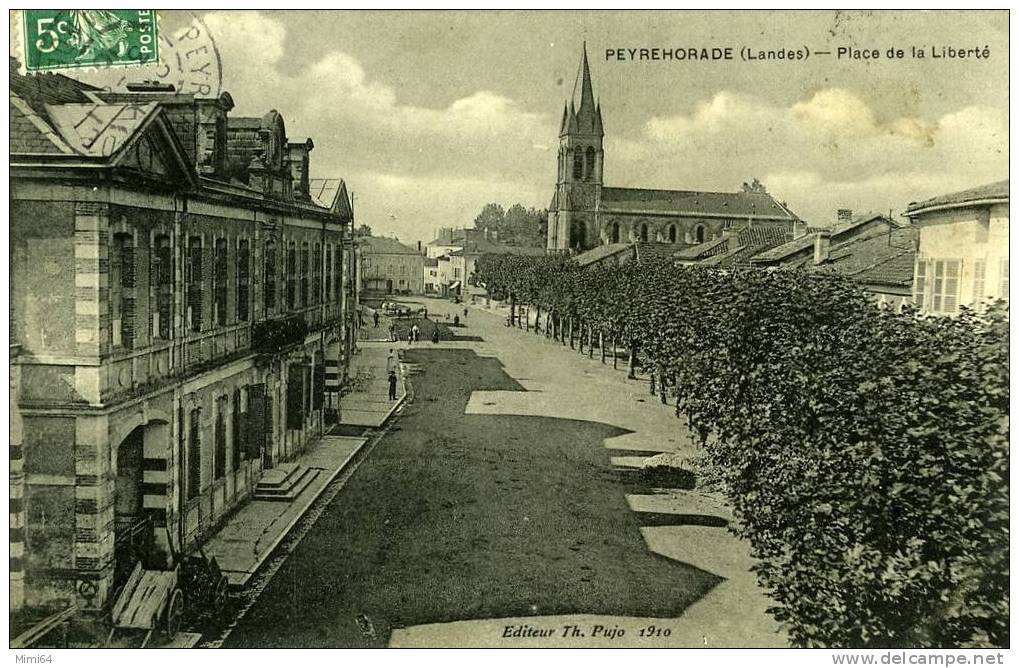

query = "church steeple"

[
  {"left": 570, "top": 42, "right": 602, "bottom": 137},
  {"left": 578, "top": 42, "right": 596, "bottom": 114}
]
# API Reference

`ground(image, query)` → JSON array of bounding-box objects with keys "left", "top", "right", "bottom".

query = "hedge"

[{"left": 475, "top": 253, "right": 1009, "bottom": 648}]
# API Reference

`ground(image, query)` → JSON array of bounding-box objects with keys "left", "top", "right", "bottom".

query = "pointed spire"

[
  {"left": 559, "top": 103, "right": 569, "bottom": 135},
  {"left": 578, "top": 41, "right": 595, "bottom": 114},
  {"left": 593, "top": 100, "right": 604, "bottom": 137}
]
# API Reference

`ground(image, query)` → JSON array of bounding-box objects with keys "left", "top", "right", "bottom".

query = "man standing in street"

[
  {"left": 412, "top": 323, "right": 420, "bottom": 342},
  {"left": 388, "top": 370, "right": 398, "bottom": 401},
  {"left": 373, "top": 311, "right": 380, "bottom": 329}
]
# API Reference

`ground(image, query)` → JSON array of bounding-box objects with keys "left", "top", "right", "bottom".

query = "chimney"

[
  {"left": 126, "top": 80, "right": 176, "bottom": 92},
  {"left": 837, "top": 209, "right": 854, "bottom": 226},
  {"left": 792, "top": 219, "right": 807, "bottom": 239},
  {"left": 813, "top": 230, "right": 832, "bottom": 265},
  {"left": 287, "top": 138, "right": 314, "bottom": 199}
]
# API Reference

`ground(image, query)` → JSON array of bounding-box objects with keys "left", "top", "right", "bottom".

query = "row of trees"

[
  {"left": 474, "top": 253, "right": 1009, "bottom": 649},
  {"left": 472, "top": 202, "right": 547, "bottom": 247}
]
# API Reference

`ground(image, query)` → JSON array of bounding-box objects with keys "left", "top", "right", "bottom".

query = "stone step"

[
  {"left": 255, "top": 462, "right": 305, "bottom": 490},
  {"left": 253, "top": 466, "right": 319, "bottom": 501}
]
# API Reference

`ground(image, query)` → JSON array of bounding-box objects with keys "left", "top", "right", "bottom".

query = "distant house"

[
  {"left": 750, "top": 212, "right": 899, "bottom": 268},
  {"left": 905, "top": 180, "right": 1009, "bottom": 315},
  {"left": 573, "top": 241, "right": 683, "bottom": 270},
  {"left": 423, "top": 256, "right": 441, "bottom": 294},
  {"left": 424, "top": 228, "right": 543, "bottom": 295},
  {"left": 360, "top": 236, "right": 424, "bottom": 295}
]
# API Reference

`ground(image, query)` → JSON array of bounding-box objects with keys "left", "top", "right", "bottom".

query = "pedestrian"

[
  {"left": 407, "top": 330, "right": 414, "bottom": 345},
  {"left": 388, "top": 370, "right": 398, "bottom": 401},
  {"left": 373, "top": 311, "right": 379, "bottom": 328},
  {"left": 389, "top": 323, "right": 396, "bottom": 342},
  {"left": 386, "top": 348, "right": 396, "bottom": 375},
  {"left": 431, "top": 328, "right": 439, "bottom": 344},
  {"left": 358, "top": 306, "right": 365, "bottom": 326},
  {"left": 422, "top": 307, "right": 428, "bottom": 319},
  {"left": 412, "top": 324, "right": 420, "bottom": 342},
  {"left": 454, "top": 314, "right": 460, "bottom": 327},
  {"left": 463, "top": 307, "right": 468, "bottom": 318}
]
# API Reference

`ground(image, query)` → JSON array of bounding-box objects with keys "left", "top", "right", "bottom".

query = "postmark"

[{"left": 20, "top": 9, "right": 159, "bottom": 71}]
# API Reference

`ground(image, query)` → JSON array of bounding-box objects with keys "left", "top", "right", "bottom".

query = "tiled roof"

[
  {"left": 752, "top": 213, "right": 891, "bottom": 263},
  {"left": 676, "top": 223, "right": 792, "bottom": 265},
  {"left": 575, "top": 243, "right": 631, "bottom": 267},
  {"left": 601, "top": 187, "right": 799, "bottom": 221},
  {"left": 9, "top": 98, "right": 70, "bottom": 155},
  {"left": 812, "top": 227, "right": 918, "bottom": 288},
  {"left": 907, "top": 180, "right": 1008, "bottom": 213},
  {"left": 361, "top": 236, "right": 421, "bottom": 255},
  {"left": 45, "top": 102, "right": 157, "bottom": 157},
  {"left": 9, "top": 62, "right": 99, "bottom": 116}
]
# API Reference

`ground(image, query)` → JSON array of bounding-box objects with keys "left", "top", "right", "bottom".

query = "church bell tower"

[{"left": 547, "top": 43, "right": 604, "bottom": 252}]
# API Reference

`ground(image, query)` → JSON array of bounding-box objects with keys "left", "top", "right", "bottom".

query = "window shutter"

[
  {"left": 999, "top": 259, "right": 1009, "bottom": 299},
  {"left": 313, "top": 362, "right": 325, "bottom": 409},
  {"left": 245, "top": 384, "right": 266, "bottom": 459},
  {"left": 913, "top": 258, "right": 927, "bottom": 309},
  {"left": 121, "top": 245, "right": 136, "bottom": 348},
  {"left": 286, "top": 369, "right": 304, "bottom": 429}
]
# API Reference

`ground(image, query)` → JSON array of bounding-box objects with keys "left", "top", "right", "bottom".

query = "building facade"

[
  {"left": 905, "top": 180, "right": 1009, "bottom": 315},
  {"left": 546, "top": 46, "right": 800, "bottom": 254},
  {"left": 10, "top": 68, "right": 353, "bottom": 612},
  {"left": 360, "top": 237, "right": 425, "bottom": 295}
]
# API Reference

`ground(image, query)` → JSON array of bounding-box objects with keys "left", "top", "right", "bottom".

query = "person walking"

[
  {"left": 407, "top": 329, "right": 414, "bottom": 345},
  {"left": 388, "top": 323, "right": 396, "bottom": 342},
  {"left": 373, "top": 311, "right": 380, "bottom": 328},
  {"left": 388, "top": 370, "right": 398, "bottom": 401},
  {"left": 386, "top": 348, "right": 396, "bottom": 375},
  {"left": 431, "top": 327, "right": 439, "bottom": 344},
  {"left": 412, "top": 324, "right": 420, "bottom": 342}
]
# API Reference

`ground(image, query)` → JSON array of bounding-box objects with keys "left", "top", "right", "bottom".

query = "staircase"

[{"left": 253, "top": 463, "right": 319, "bottom": 502}]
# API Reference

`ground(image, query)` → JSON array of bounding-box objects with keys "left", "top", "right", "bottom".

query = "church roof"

[{"left": 601, "top": 187, "right": 799, "bottom": 221}]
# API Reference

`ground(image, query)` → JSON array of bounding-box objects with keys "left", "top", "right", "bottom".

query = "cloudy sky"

[{"left": 95, "top": 10, "right": 1010, "bottom": 244}]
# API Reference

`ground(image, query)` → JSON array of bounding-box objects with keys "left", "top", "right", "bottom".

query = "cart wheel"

[
  {"left": 212, "top": 575, "right": 229, "bottom": 616},
  {"left": 165, "top": 588, "right": 184, "bottom": 638}
]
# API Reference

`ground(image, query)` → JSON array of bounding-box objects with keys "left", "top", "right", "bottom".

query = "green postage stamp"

[{"left": 20, "top": 9, "right": 158, "bottom": 71}]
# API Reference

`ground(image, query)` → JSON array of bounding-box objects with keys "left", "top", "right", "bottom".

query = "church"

[{"left": 546, "top": 45, "right": 801, "bottom": 254}]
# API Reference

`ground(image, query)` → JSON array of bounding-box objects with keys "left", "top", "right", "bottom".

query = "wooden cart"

[{"left": 106, "top": 562, "right": 184, "bottom": 647}]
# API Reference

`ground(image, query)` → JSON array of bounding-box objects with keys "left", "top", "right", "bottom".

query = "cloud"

[{"left": 618, "top": 88, "right": 1006, "bottom": 225}]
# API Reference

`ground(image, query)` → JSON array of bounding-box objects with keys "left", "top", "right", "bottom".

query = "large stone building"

[
  {"left": 546, "top": 46, "right": 801, "bottom": 253},
  {"left": 10, "top": 65, "right": 354, "bottom": 613},
  {"left": 360, "top": 236, "right": 425, "bottom": 295}
]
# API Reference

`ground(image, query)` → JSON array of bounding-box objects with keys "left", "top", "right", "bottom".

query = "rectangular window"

[
  {"left": 313, "top": 243, "right": 322, "bottom": 305},
  {"left": 264, "top": 243, "right": 277, "bottom": 313},
  {"left": 286, "top": 242, "right": 297, "bottom": 310},
  {"left": 999, "top": 258, "right": 1009, "bottom": 300},
  {"left": 214, "top": 396, "right": 227, "bottom": 480},
  {"left": 214, "top": 238, "right": 228, "bottom": 326},
  {"left": 187, "top": 236, "right": 203, "bottom": 332},
  {"left": 237, "top": 239, "right": 250, "bottom": 321},
  {"left": 325, "top": 245, "right": 332, "bottom": 303},
  {"left": 153, "top": 235, "right": 172, "bottom": 339},
  {"left": 232, "top": 387, "right": 244, "bottom": 471},
  {"left": 301, "top": 243, "right": 310, "bottom": 308},
  {"left": 187, "top": 407, "right": 201, "bottom": 500},
  {"left": 335, "top": 247, "right": 343, "bottom": 301},
  {"left": 931, "top": 259, "right": 961, "bottom": 315},
  {"left": 111, "top": 233, "right": 135, "bottom": 348},
  {"left": 973, "top": 258, "right": 986, "bottom": 306}
]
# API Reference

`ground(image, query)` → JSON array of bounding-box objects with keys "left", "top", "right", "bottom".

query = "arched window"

[
  {"left": 611, "top": 221, "right": 620, "bottom": 244},
  {"left": 640, "top": 223, "right": 649, "bottom": 242},
  {"left": 585, "top": 146, "right": 596, "bottom": 181},
  {"left": 573, "top": 150, "right": 584, "bottom": 180},
  {"left": 695, "top": 225, "right": 706, "bottom": 243},
  {"left": 668, "top": 225, "right": 677, "bottom": 243}
]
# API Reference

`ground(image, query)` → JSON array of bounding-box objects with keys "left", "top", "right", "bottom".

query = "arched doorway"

[
  {"left": 113, "top": 421, "right": 170, "bottom": 591},
  {"left": 639, "top": 223, "right": 649, "bottom": 242},
  {"left": 668, "top": 224, "right": 678, "bottom": 243},
  {"left": 695, "top": 224, "right": 706, "bottom": 243},
  {"left": 570, "top": 221, "right": 586, "bottom": 250},
  {"left": 610, "top": 221, "right": 620, "bottom": 244}
]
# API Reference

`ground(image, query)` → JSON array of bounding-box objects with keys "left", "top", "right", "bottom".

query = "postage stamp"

[{"left": 20, "top": 9, "right": 159, "bottom": 71}]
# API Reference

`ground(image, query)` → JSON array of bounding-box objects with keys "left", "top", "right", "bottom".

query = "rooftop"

[
  {"left": 361, "top": 236, "right": 421, "bottom": 255},
  {"left": 751, "top": 213, "right": 893, "bottom": 263},
  {"left": 907, "top": 180, "right": 1009, "bottom": 214},
  {"left": 601, "top": 187, "right": 799, "bottom": 221}
]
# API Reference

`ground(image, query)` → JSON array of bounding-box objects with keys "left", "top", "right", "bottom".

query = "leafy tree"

[{"left": 741, "top": 178, "right": 768, "bottom": 193}]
